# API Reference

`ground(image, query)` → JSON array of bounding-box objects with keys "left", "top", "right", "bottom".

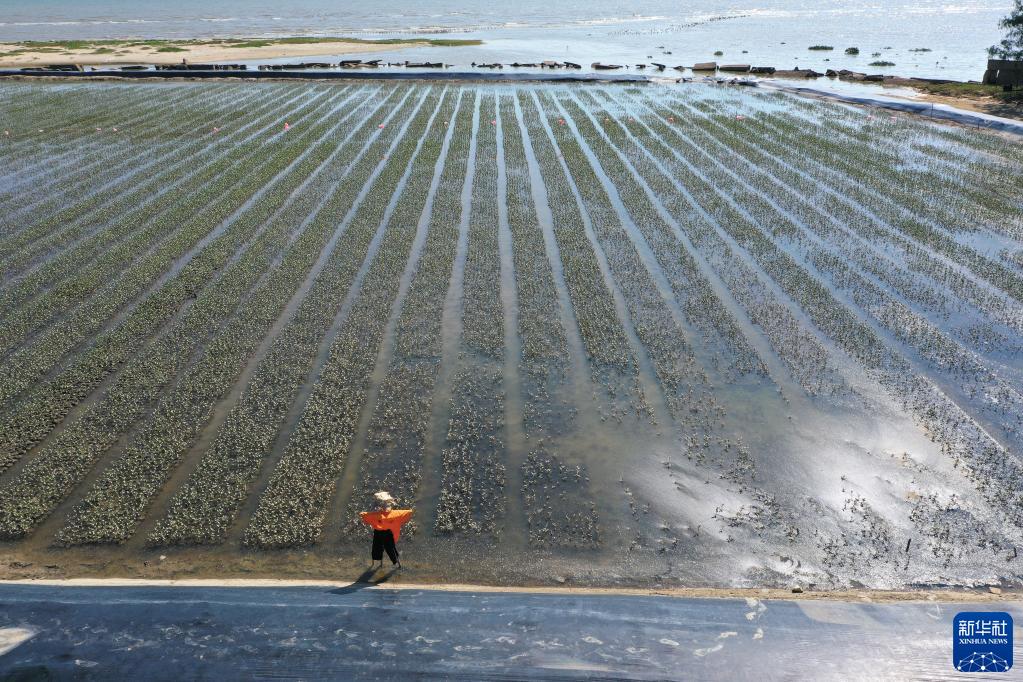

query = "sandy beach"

[{"left": 0, "top": 39, "right": 470, "bottom": 69}]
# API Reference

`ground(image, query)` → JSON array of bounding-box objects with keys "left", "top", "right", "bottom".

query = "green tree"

[{"left": 989, "top": 0, "right": 1023, "bottom": 59}]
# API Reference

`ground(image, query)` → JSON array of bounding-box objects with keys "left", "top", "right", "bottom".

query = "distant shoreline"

[{"left": 0, "top": 37, "right": 482, "bottom": 69}]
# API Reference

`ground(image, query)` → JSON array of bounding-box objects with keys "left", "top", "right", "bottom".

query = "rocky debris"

[
  {"left": 773, "top": 68, "right": 823, "bottom": 78},
  {"left": 156, "top": 63, "right": 247, "bottom": 71},
  {"left": 339, "top": 59, "right": 381, "bottom": 69},
  {"left": 19, "top": 64, "right": 84, "bottom": 73},
  {"left": 257, "top": 63, "right": 330, "bottom": 71}
]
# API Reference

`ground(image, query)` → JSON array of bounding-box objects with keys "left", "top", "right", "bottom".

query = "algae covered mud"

[{"left": 0, "top": 80, "right": 1022, "bottom": 590}]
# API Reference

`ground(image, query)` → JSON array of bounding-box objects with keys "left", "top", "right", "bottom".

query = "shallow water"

[{"left": 0, "top": 0, "right": 1011, "bottom": 81}]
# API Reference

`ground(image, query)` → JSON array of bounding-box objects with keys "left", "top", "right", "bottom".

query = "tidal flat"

[{"left": 0, "top": 80, "right": 1021, "bottom": 590}]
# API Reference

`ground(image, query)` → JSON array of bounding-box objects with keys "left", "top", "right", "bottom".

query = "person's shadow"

[{"left": 328, "top": 566, "right": 396, "bottom": 595}]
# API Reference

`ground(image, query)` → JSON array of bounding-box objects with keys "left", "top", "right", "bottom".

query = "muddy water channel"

[{"left": 0, "top": 80, "right": 1021, "bottom": 589}]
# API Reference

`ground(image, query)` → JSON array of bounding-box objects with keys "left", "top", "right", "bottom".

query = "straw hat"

[{"left": 373, "top": 491, "right": 395, "bottom": 505}]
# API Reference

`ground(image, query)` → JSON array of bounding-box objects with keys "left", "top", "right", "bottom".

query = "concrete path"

[{"left": 0, "top": 580, "right": 1018, "bottom": 680}]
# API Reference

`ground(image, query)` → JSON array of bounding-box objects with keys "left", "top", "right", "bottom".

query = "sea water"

[{"left": 0, "top": 0, "right": 1012, "bottom": 88}]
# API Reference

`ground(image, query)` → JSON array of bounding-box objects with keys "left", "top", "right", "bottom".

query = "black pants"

[{"left": 371, "top": 529, "right": 399, "bottom": 564}]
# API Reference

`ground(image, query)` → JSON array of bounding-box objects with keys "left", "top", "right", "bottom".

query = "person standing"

[{"left": 359, "top": 491, "right": 413, "bottom": 570}]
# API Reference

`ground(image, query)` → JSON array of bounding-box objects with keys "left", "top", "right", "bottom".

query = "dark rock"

[{"left": 774, "top": 68, "right": 822, "bottom": 78}]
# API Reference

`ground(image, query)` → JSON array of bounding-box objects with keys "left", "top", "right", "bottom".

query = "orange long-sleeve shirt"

[{"left": 359, "top": 509, "right": 413, "bottom": 542}]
